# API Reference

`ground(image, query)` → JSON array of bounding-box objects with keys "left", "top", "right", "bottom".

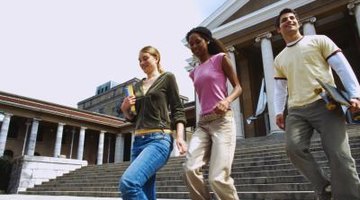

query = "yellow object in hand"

[{"left": 125, "top": 84, "right": 136, "bottom": 114}]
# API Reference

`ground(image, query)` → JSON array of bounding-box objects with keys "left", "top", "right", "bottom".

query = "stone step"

[
  {"left": 23, "top": 190, "right": 317, "bottom": 200},
  {"left": 55, "top": 149, "right": 360, "bottom": 181},
  {"left": 27, "top": 182, "right": 315, "bottom": 193},
  {"left": 52, "top": 155, "right": 360, "bottom": 182},
  {"left": 23, "top": 127, "right": 360, "bottom": 200}
]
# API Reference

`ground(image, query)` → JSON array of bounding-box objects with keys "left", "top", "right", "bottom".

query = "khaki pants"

[
  {"left": 286, "top": 100, "right": 360, "bottom": 200},
  {"left": 184, "top": 111, "right": 239, "bottom": 200}
]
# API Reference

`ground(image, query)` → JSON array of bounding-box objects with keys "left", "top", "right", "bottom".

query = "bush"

[{"left": 0, "top": 156, "right": 12, "bottom": 192}]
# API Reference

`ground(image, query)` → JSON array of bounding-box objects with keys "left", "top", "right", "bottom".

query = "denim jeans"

[{"left": 119, "top": 132, "right": 173, "bottom": 200}]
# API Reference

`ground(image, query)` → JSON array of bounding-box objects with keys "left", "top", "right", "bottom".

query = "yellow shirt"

[{"left": 274, "top": 35, "right": 340, "bottom": 108}]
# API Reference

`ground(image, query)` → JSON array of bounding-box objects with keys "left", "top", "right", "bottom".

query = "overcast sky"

[{"left": 0, "top": 0, "right": 227, "bottom": 108}]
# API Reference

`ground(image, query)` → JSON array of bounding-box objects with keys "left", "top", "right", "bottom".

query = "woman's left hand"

[
  {"left": 176, "top": 138, "right": 188, "bottom": 155},
  {"left": 214, "top": 99, "right": 230, "bottom": 114}
]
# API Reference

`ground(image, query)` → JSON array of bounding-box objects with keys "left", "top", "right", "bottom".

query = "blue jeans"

[{"left": 119, "top": 132, "right": 173, "bottom": 200}]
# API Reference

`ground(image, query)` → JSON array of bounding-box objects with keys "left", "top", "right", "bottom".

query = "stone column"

[
  {"left": 0, "top": 113, "right": 12, "bottom": 157},
  {"left": 97, "top": 130, "right": 105, "bottom": 165},
  {"left": 21, "top": 119, "right": 31, "bottom": 156},
  {"left": 26, "top": 118, "right": 40, "bottom": 156},
  {"left": 53, "top": 122, "right": 65, "bottom": 158},
  {"left": 77, "top": 127, "right": 86, "bottom": 160},
  {"left": 302, "top": 17, "right": 316, "bottom": 35},
  {"left": 69, "top": 128, "right": 76, "bottom": 159},
  {"left": 195, "top": 94, "right": 201, "bottom": 123},
  {"left": 227, "top": 47, "right": 245, "bottom": 139},
  {"left": 348, "top": 0, "right": 360, "bottom": 38},
  {"left": 255, "top": 32, "right": 281, "bottom": 134},
  {"left": 185, "top": 56, "right": 200, "bottom": 123},
  {"left": 130, "top": 132, "right": 135, "bottom": 158},
  {"left": 114, "top": 134, "right": 124, "bottom": 163}
]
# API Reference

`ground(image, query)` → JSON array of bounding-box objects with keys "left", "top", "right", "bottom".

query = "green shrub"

[{"left": 0, "top": 156, "right": 12, "bottom": 192}]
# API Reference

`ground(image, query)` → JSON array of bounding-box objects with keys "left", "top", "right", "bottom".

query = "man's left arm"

[{"left": 328, "top": 52, "right": 360, "bottom": 109}]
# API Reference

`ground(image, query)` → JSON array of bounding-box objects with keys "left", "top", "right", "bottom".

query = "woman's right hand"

[
  {"left": 120, "top": 95, "right": 136, "bottom": 113},
  {"left": 276, "top": 113, "right": 285, "bottom": 130}
]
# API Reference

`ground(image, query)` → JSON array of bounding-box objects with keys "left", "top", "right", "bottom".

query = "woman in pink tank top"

[{"left": 183, "top": 26, "right": 242, "bottom": 200}]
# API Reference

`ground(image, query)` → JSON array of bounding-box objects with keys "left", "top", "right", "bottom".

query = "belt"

[
  {"left": 134, "top": 128, "right": 172, "bottom": 135},
  {"left": 199, "top": 110, "right": 232, "bottom": 122}
]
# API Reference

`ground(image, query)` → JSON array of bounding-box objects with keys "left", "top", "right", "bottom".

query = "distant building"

[
  {"left": 78, "top": 78, "right": 190, "bottom": 118},
  {"left": 95, "top": 81, "right": 119, "bottom": 95}
]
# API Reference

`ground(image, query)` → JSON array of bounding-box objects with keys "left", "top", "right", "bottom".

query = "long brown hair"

[{"left": 139, "top": 46, "right": 165, "bottom": 74}]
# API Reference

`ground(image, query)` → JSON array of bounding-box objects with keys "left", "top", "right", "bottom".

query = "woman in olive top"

[{"left": 119, "top": 46, "right": 187, "bottom": 200}]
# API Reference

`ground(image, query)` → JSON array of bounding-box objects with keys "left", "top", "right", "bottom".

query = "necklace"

[{"left": 143, "top": 74, "right": 160, "bottom": 93}]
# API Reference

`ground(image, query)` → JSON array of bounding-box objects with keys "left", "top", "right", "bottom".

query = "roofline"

[
  {"left": 212, "top": 0, "right": 315, "bottom": 40},
  {"left": 0, "top": 90, "right": 126, "bottom": 127}
]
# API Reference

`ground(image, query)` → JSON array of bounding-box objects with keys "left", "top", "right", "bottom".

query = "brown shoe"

[{"left": 316, "top": 185, "right": 332, "bottom": 200}]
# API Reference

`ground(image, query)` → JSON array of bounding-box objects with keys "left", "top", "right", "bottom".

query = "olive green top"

[{"left": 129, "top": 72, "right": 186, "bottom": 130}]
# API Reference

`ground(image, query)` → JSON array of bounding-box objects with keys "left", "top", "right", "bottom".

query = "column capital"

[
  {"left": 4, "top": 113, "right": 13, "bottom": 117},
  {"left": 33, "top": 118, "right": 41, "bottom": 122},
  {"left": 0, "top": 112, "right": 12, "bottom": 122},
  {"left": 255, "top": 32, "right": 272, "bottom": 43},
  {"left": 185, "top": 56, "right": 199, "bottom": 70},
  {"left": 348, "top": 0, "right": 360, "bottom": 15},
  {"left": 227, "top": 46, "right": 236, "bottom": 53},
  {"left": 301, "top": 16, "right": 317, "bottom": 24},
  {"left": 58, "top": 122, "right": 66, "bottom": 126},
  {"left": 80, "top": 126, "right": 87, "bottom": 130}
]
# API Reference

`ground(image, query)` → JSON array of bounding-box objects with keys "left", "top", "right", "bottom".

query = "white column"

[
  {"left": 97, "top": 130, "right": 105, "bottom": 165},
  {"left": 21, "top": 119, "right": 31, "bottom": 156},
  {"left": 130, "top": 132, "right": 135, "bottom": 159},
  {"left": 195, "top": 94, "right": 201, "bottom": 123},
  {"left": 77, "top": 126, "right": 86, "bottom": 160},
  {"left": 302, "top": 17, "right": 316, "bottom": 35},
  {"left": 348, "top": 0, "right": 360, "bottom": 38},
  {"left": 53, "top": 122, "right": 65, "bottom": 157},
  {"left": 0, "top": 113, "right": 12, "bottom": 157},
  {"left": 227, "top": 47, "right": 245, "bottom": 139},
  {"left": 255, "top": 32, "right": 281, "bottom": 134},
  {"left": 69, "top": 128, "right": 76, "bottom": 159},
  {"left": 114, "top": 134, "right": 124, "bottom": 163},
  {"left": 185, "top": 56, "right": 200, "bottom": 123},
  {"left": 26, "top": 118, "right": 40, "bottom": 156}
]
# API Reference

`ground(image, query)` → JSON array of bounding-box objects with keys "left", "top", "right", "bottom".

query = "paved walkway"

[
  {"left": 0, "top": 195, "right": 121, "bottom": 200},
  {"left": 0, "top": 194, "right": 180, "bottom": 200}
]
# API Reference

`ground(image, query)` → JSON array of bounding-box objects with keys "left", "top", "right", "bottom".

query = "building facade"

[{"left": 186, "top": 0, "right": 360, "bottom": 138}]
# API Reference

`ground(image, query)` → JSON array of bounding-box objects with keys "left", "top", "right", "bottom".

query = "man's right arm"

[{"left": 274, "top": 79, "right": 288, "bottom": 129}]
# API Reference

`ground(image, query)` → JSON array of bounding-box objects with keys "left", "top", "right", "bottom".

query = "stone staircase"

[{"left": 22, "top": 125, "right": 360, "bottom": 200}]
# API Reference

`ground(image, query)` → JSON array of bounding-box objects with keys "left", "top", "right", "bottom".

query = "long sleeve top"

[{"left": 131, "top": 72, "right": 186, "bottom": 130}]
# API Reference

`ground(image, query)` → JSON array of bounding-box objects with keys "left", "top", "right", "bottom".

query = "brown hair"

[{"left": 139, "top": 46, "right": 165, "bottom": 74}]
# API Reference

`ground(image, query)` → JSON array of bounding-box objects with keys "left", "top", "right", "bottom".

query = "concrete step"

[{"left": 22, "top": 127, "right": 360, "bottom": 200}]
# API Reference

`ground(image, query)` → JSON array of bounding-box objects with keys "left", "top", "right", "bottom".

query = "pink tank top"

[{"left": 189, "top": 53, "right": 228, "bottom": 115}]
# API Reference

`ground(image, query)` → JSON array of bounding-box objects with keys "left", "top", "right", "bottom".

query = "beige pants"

[{"left": 184, "top": 111, "right": 239, "bottom": 200}]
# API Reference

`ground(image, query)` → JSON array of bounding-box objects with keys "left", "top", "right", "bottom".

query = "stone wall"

[{"left": 8, "top": 155, "right": 87, "bottom": 193}]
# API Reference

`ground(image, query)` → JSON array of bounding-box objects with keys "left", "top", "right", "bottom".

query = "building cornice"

[
  {"left": 200, "top": 0, "right": 249, "bottom": 29},
  {"left": 212, "top": 0, "right": 315, "bottom": 40}
]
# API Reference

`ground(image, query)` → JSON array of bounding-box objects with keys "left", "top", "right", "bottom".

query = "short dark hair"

[{"left": 275, "top": 8, "right": 299, "bottom": 28}]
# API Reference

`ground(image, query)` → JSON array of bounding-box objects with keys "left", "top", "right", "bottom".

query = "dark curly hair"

[{"left": 186, "top": 26, "right": 227, "bottom": 55}]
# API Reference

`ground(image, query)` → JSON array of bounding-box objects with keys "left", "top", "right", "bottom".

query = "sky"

[{"left": 0, "top": 0, "right": 227, "bottom": 108}]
